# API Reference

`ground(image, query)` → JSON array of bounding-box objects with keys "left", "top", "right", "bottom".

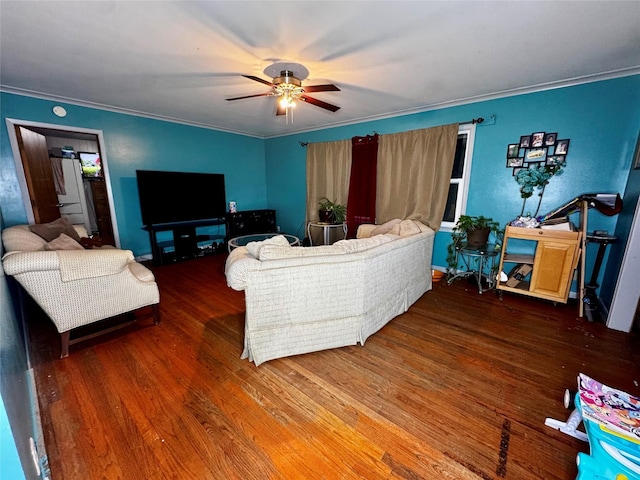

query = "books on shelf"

[{"left": 539, "top": 216, "right": 575, "bottom": 231}]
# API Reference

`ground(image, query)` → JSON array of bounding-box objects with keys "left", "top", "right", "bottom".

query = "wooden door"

[
  {"left": 15, "top": 126, "right": 60, "bottom": 223},
  {"left": 90, "top": 179, "right": 115, "bottom": 246}
]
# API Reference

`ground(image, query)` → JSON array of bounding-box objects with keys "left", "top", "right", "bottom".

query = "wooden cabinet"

[
  {"left": 497, "top": 226, "right": 582, "bottom": 303},
  {"left": 89, "top": 179, "right": 115, "bottom": 246}
]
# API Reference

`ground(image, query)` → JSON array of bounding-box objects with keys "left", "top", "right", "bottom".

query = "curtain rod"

[{"left": 299, "top": 118, "right": 483, "bottom": 147}]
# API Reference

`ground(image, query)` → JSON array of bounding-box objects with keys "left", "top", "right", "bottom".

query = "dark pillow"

[
  {"left": 29, "top": 217, "right": 82, "bottom": 242},
  {"left": 43, "top": 233, "right": 85, "bottom": 251}
]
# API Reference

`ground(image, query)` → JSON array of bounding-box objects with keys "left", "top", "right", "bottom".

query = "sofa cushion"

[
  {"left": 333, "top": 234, "right": 398, "bottom": 253},
  {"left": 29, "top": 217, "right": 82, "bottom": 242},
  {"left": 44, "top": 233, "right": 85, "bottom": 251},
  {"left": 245, "top": 235, "right": 291, "bottom": 258},
  {"left": 2, "top": 225, "right": 47, "bottom": 252},
  {"left": 259, "top": 244, "right": 345, "bottom": 261},
  {"left": 371, "top": 218, "right": 402, "bottom": 236}
]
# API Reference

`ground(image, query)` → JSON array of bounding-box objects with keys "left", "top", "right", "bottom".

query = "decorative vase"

[
  {"left": 319, "top": 209, "right": 333, "bottom": 223},
  {"left": 466, "top": 227, "right": 491, "bottom": 247}
]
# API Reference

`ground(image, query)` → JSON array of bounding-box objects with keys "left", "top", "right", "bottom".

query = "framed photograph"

[
  {"left": 78, "top": 151, "right": 102, "bottom": 177},
  {"left": 546, "top": 155, "right": 565, "bottom": 166},
  {"left": 507, "top": 144, "right": 520, "bottom": 158},
  {"left": 512, "top": 167, "right": 524, "bottom": 176},
  {"left": 556, "top": 139, "right": 570, "bottom": 155},
  {"left": 531, "top": 132, "right": 545, "bottom": 148},
  {"left": 545, "top": 132, "right": 557, "bottom": 146},
  {"left": 526, "top": 148, "right": 547, "bottom": 163},
  {"left": 519, "top": 135, "right": 531, "bottom": 148},
  {"left": 507, "top": 157, "right": 524, "bottom": 167}
]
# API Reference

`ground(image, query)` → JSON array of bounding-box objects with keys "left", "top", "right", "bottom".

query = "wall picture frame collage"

[{"left": 506, "top": 131, "right": 570, "bottom": 174}]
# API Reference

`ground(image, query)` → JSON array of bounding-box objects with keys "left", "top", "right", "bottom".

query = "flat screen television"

[{"left": 136, "top": 170, "right": 226, "bottom": 226}]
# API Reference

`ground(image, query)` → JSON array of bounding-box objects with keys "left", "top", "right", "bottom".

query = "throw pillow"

[
  {"left": 398, "top": 219, "right": 422, "bottom": 237},
  {"left": 371, "top": 218, "right": 402, "bottom": 236},
  {"left": 44, "top": 233, "right": 85, "bottom": 251},
  {"left": 245, "top": 235, "right": 291, "bottom": 258},
  {"left": 29, "top": 217, "right": 82, "bottom": 242},
  {"left": 1, "top": 226, "right": 47, "bottom": 252},
  {"left": 334, "top": 234, "right": 395, "bottom": 253}
]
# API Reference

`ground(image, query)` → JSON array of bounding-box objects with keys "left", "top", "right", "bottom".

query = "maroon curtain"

[{"left": 346, "top": 134, "right": 378, "bottom": 238}]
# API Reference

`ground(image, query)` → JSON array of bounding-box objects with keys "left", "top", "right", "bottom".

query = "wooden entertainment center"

[
  {"left": 144, "top": 219, "right": 226, "bottom": 266},
  {"left": 144, "top": 209, "right": 277, "bottom": 266}
]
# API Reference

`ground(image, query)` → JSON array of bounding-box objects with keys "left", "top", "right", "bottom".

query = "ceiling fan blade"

[
  {"left": 243, "top": 75, "right": 274, "bottom": 87},
  {"left": 302, "top": 84, "right": 340, "bottom": 93},
  {"left": 300, "top": 94, "right": 340, "bottom": 112},
  {"left": 226, "top": 92, "right": 274, "bottom": 101}
]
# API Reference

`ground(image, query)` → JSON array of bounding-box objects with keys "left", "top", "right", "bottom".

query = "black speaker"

[{"left": 226, "top": 209, "right": 276, "bottom": 238}]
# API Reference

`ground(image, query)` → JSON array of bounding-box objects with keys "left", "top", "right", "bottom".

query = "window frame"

[{"left": 440, "top": 123, "right": 476, "bottom": 232}]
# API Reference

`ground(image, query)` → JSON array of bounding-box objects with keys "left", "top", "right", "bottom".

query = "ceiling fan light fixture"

[
  {"left": 279, "top": 94, "right": 295, "bottom": 108},
  {"left": 228, "top": 63, "right": 340, "bottom": 122},
  {"left": 273, "top": 70, "right": 301, "bottom": 88},
  {"left": 273, "top": 71, "right": 303, "bottom": 123}
]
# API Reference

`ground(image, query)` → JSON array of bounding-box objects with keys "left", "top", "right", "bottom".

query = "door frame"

[{"left": 5, "top": 118, "right": 121, "bottom": 247}]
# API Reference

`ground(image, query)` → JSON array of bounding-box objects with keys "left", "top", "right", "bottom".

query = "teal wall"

[
  {"left": 0, "top": 282, "right": 31, "bottom": 480},
  {"left": 601, "top": 141, "right": 640, "bottom": 309},
  {"left": 0, "top": 210, "right": 36, "bottom": 479},
  {"left": 0, "top": 92, "right": 267, "bottom": 256},
  {"left": 3, "top": 77, "right": 638, "bottom": 262},
  {"left": 266, "top": 75, "right": 640, "bottom": 278},
  {"left": 1, "top": 75, "right": 639, "bottom": 479}
]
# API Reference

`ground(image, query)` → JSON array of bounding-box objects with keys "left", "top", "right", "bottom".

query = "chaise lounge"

[{"left": 2, "top": 221, "right": 160, "bottom": 358}]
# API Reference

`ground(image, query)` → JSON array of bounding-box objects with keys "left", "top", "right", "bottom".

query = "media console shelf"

[
  {"left": 496, "top": 226, "right": 582, "bottom": 304},
  {"left": 144, "top": 219, "right": 226, "bottom": 266}
]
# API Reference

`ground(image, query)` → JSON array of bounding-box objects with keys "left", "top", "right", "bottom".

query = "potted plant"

[
  {"left": 515, "top": 162, "right": 565, "bottom": 218},
  {"left": 446, "top": 215, "right": 502, "bottom": 276},
  {"left": 318, "top": 197, "right": 347, "bottom": 224}
]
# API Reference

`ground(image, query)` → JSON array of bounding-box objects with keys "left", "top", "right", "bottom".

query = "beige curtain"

[
  {"left": 305, "top": 139, "right": 352, "bottom": 224},
  {"left": 376, "top": 123, "right": 459, "bottom": 230}
]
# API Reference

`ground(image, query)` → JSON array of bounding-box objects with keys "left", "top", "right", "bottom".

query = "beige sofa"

[
  {"left": 2, "top": 222, "right": 160, "bottom": 357},
  {"left": 225, "top": 219, "right": 435, "bottom": 365}
]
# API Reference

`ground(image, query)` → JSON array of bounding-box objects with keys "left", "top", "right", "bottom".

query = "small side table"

[
  {"left": 447, "top": 243, "right": 500, "bottom": 294},
  {"left": 307, "top": 222, "right": 348, "bottom": 246},
  {"left": 227, "top": 233, "right": 300, "bottom": 252}
]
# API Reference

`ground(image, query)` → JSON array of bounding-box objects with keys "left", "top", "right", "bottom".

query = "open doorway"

[{"left": 6, "top": 118, "right": 120, "bottom": 247}]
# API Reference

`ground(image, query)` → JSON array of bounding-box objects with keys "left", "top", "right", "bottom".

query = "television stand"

[{"left": 143, "top": 219, "right": 226, "bottom": 266}]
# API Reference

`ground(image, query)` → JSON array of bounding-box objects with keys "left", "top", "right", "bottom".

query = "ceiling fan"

[{"left": 226, "top": 62, "right": 340, "bottom": 119}]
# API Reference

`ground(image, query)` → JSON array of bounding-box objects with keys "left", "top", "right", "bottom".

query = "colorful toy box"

[{"left": 575, "top": 374, "right": 639, "bottom": 480}]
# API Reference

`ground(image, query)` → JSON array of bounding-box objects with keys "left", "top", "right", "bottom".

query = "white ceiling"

[{"left": 1, "top": 1, "right": 639, "bottom": 138}]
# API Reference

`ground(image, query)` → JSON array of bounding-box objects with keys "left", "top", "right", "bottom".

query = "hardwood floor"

[{"left": 27, "top": 253, "right": 639, "bottom": 480}]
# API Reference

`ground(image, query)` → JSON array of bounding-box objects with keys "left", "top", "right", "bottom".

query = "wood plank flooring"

[{"left": 26, "top": 253, "right": 639, "bottom": 479}]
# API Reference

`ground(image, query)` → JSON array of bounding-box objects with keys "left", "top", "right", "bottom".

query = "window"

[{"left": 441, "top": 123, "right": 476, "bottom": 230}]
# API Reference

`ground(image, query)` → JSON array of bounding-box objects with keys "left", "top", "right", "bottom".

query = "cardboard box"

[{"left": 506, "top": 264, "right": 533, "bottom": 288}]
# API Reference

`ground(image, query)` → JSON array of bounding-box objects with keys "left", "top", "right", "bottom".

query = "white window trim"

[{"left": 440, "top": 123, "right": 476, "bottom": 232}]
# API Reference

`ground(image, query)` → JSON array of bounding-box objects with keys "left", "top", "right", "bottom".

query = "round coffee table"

[{"left": 227, "top": 233, "right": 300, "bottom": 252}]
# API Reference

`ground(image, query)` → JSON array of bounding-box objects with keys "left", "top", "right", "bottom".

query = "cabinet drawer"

[{"left": 504, "top": 226, "right": 580, "bottom": 242}]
